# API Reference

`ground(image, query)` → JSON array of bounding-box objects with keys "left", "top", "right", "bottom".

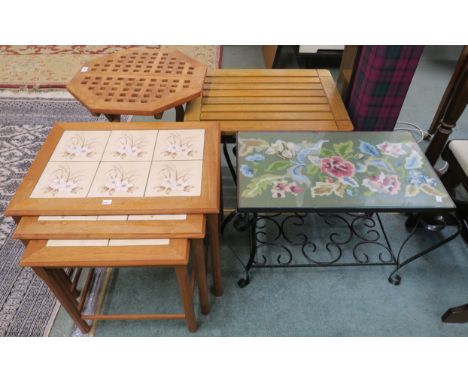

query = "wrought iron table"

[{"left": 232, "top": 131, "right": 460, "bottom": 287}]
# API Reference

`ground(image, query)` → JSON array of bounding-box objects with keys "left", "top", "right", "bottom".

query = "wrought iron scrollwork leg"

[
  {"left": 238, "top": 213, "right": 257, "bottom": 288},
  {"left": 388, "top": 213, "right": 461, "bottom": 285},
  {"left": 223, "top": 142, "right": 237, "bottom": 185}
]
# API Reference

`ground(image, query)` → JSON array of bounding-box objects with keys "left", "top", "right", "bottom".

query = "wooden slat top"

[
  {"left": 5, "top": 122, "right": 220, "bottom": 217},
  {"left": 67, "top": 48, "right": 207, "bottom": 116},
  {"left": 14, "top": 214, "right": 205, "bottom": 240},
  {"left": 21, "top": 239, "right": 189, "bottom": 268},
  {"left": 184, "top": 69, "right": 353, "bottom": 134}
]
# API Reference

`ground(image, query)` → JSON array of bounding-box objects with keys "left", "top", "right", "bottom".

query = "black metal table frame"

[{"left": 221, "top": 140, "right": 461, "bottom": 288}]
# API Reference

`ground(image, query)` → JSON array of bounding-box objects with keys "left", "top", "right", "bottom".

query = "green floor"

[{"left": 49, "top": 45, "right": 468, "bottom": 337}]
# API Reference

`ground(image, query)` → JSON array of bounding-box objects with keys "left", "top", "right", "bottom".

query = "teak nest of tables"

[{"left": 6, "top": 121, "right": 222, "bottom": 333}]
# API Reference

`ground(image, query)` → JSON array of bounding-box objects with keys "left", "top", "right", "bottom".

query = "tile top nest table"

[
  {"left": 233, "top": 130, "right": 460, "bottom": 287},
  {"left": 67, "top": 47, "right": 207, "bottom": 122},
  {"left": 6, "top": 122, "right": 219, "bottom": 216}
]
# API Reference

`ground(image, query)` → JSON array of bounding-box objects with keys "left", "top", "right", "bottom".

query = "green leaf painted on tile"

[
  {"left": 333, "top": 141, "right": 354, "bottom": 157},
  {"left": 305, "top": 164, "right": 319, "bottom": 176},
  {"left": 241, "top": 175, "right": 284, "bottom": 198},
  {"left": 320, "top": 148, "right": 334, "bottom": 157},
  {"left": 266, "top": 160, "right": 291, "bottom": 172}
]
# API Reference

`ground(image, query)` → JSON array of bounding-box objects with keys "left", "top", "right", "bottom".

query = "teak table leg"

[
  {"left": 207, "top": 214, "right": 223, "bottom": 296},
  {"left": 33, "top": 267, "right": 91, "bottom": 334},
  {"left": 104, "top": 114, "right": 121, "bottom": 122},
  {"left": 192, "top": 239, "right": 210, "bottom": 315},
  {"left": 175, "top": 266, "right": 197, "bottom": 332},
  {"left": 175, "top": 105, "right": 185, "bottom": 122}
]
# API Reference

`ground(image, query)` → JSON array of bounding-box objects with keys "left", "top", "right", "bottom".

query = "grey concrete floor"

[{"left": 49, "top": 45, "right": 468, "bottom": 336}]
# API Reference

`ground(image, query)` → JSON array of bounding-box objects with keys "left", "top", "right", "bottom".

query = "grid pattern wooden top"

[
  {"left": 5, "top": 122, "right": 220, "bottom": 217},
  {"left": 184, "top": 69, "right": 353, "bottom": 133},
  {"left": 67, "top": 48, "right": 207, "bottom": 116}
]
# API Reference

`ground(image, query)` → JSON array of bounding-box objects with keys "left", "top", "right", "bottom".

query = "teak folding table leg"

[
  {"left": 33, "top": 267, "right": 91, "bottom": 334},
  {"left": 192, "top": 239, "right": 210, "bottom": 315},
  {"left": 175, "top": 266, "right": 197, "bottom": 332},
  {"left": 207, "top": 214, "right": 223, "bottom": 296}
]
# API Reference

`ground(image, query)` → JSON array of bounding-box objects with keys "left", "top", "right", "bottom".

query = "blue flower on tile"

[
  {"left": 359, "top": 140, "right": 379, "bottom": 157},
  {"left": 405, "top": 151, "right": 423, "bottom": 170},
  {"left": 346, "top": 189, "right": 354, "bottom": 197},
  {"left": 408, "top": 170, "right": 437, "bottom": 186},
  {"left": 240, "top": 164, "right": 254, "bottom": 178},
  {"left": 342, "top": 176, "right": 359, "bottom": 188},
  {"left": 366, "top": 158, "right": 393, "bottom": 172},
  {"left": 245, "top": 153, "right": 265, "bottom": 162},
  {"left": 356, "top": 162, "right": 367, "bottom": 173}
]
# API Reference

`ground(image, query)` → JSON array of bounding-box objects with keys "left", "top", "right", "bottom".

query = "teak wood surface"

[
  {"left": 67, "top": 48, "right": 207, "bottom": 116},
  {"left": 21, "top": 239, "right": 189, "bottom": 268},
  {"left": 6, "top": 122, "right": 220, "bottom": 216},
  {"left": 185, "top": 69, "right": 353, "bottom": 133},
  {"left": 14, "top": 215, "right": 205, "bottom": 240}
]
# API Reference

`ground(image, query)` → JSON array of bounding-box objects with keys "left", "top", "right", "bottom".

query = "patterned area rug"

[
  {"left": 0, "top": 45, "right": 222, "bottom": 89},
  {"left": 0, "top": 96, "right": 127, "bottom": 336}
]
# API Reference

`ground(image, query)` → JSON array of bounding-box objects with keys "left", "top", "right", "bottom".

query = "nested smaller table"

[
  {"left": 67, "top": 47, "right": 207, "bottom": 122},
  {"left": 233, "top": 130, "right": 460, "bottom": 287}
]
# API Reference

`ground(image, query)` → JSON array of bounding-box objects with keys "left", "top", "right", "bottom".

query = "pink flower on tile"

[
  {"left": 377, "top": 142, "right": 406, "bottom": 158},
  {"left": 271, "top": 180, "right": 288, "bottom": 198},
  {"left": 287, "top": 182, "right": 304, "bottom": 195},
  {"left": 362, "top": 172, "right": 401, "bottom": 195},
  {"left": 320, "top": 156, "right": 355, "bottom": 178}
]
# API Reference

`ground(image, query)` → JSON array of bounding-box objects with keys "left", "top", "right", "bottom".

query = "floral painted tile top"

[
  {"left": 153, "top": 129, "right": 205, "bottom": 161},
  {"left": 101, "top": 130, "right": 158, "bottom": 162},
  {"left": 237, "top": 131, "right": 455, "bottom": 211},
  {"left": 87, "top": 162, "right": 151, "bottom": 198},
  {"left": 145, "top": 161, "right": 203, "bottom": 197},
  {"left": 31, "top": 162, "right": 99, "bottom": 198},
  {"left": 50, "top": 131, "right": 110, "bottom": 162}
]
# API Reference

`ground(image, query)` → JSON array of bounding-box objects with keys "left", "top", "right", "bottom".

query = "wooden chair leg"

[
  {"left": 175, "top": 266, "right": 197, "bottom": 332},
  {"left": 192, "top": 239, "right": 210, "bottom": 315},
  {"left": 34, "top": 267, "right": 91, "bottom": 334},
  {"left": 207, "top": 214, "right": 223, "bottom": 296}
]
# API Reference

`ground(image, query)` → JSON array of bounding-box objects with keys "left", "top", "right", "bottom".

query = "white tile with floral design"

[
  {"left": 87, "top": 162, "right": 151, "bottom": 198},
  {"left": 49, "top": 131, "right": 110, "bottom": 162},
  {"left": 101, "top": 130, "right": 158, "bottom": 162},
  {"left": 31, "top": 162, "right": 99, "bottom": 198},
  {"left": 153, "top": 129, "right": 205, "bottom": 161},
  {"left": 145, "top": 160, "right": 203, "bottom": 197}
]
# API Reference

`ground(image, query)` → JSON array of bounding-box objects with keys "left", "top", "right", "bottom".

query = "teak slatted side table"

[
  {"left": 67, "top": 48, "right": 207, "bottom": 122},
  {"left": 184, "top": 69, "right": 353, "bottom": 134}
]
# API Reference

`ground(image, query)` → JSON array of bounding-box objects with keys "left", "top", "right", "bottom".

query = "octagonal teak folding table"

[{"left": 67, "top": 47, "right": 207, "bottom": 122}]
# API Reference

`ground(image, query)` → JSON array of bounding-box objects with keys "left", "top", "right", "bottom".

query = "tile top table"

[
  {"left": 67, "top": 48, "right": 207, "bottom": 121},
  {"left": 6, "top": 121, "right": 220, "bottom": 217},
  {"left": 185, "top": 69, "right": 353, "bottom": 134},
  {"left": 237, "top": 131, "right": 455, "bottom": 212}
]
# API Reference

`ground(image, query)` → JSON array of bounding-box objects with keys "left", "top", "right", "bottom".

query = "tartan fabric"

[{"left": 347, "top": 46, "right": 424, "bottom": 131}]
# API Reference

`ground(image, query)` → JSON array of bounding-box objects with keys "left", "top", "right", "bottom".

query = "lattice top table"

[
  {"left": 6, "top": 122, "right": 220, "bottom": 216},
  {"left": 67, "top": 48, "right": 207, "bottom": 117},
  {"left": 237, "top": 131, "right": 455, "bottom": 212}
]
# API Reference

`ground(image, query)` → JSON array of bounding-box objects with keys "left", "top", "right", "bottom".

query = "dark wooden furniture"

[
  {"left": 440, "top": 140, "right": 468, "bottom": 324},
  {"left": 427, "top": 46, "right": 468, "bottom": 136},
  {"left": 425, "top": 66, "right": 468, "bottom": 166}
]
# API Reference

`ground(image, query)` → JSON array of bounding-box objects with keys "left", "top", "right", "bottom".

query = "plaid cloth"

[{"left": 347, "top": 46, "right": 424, "bottom": 131}]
